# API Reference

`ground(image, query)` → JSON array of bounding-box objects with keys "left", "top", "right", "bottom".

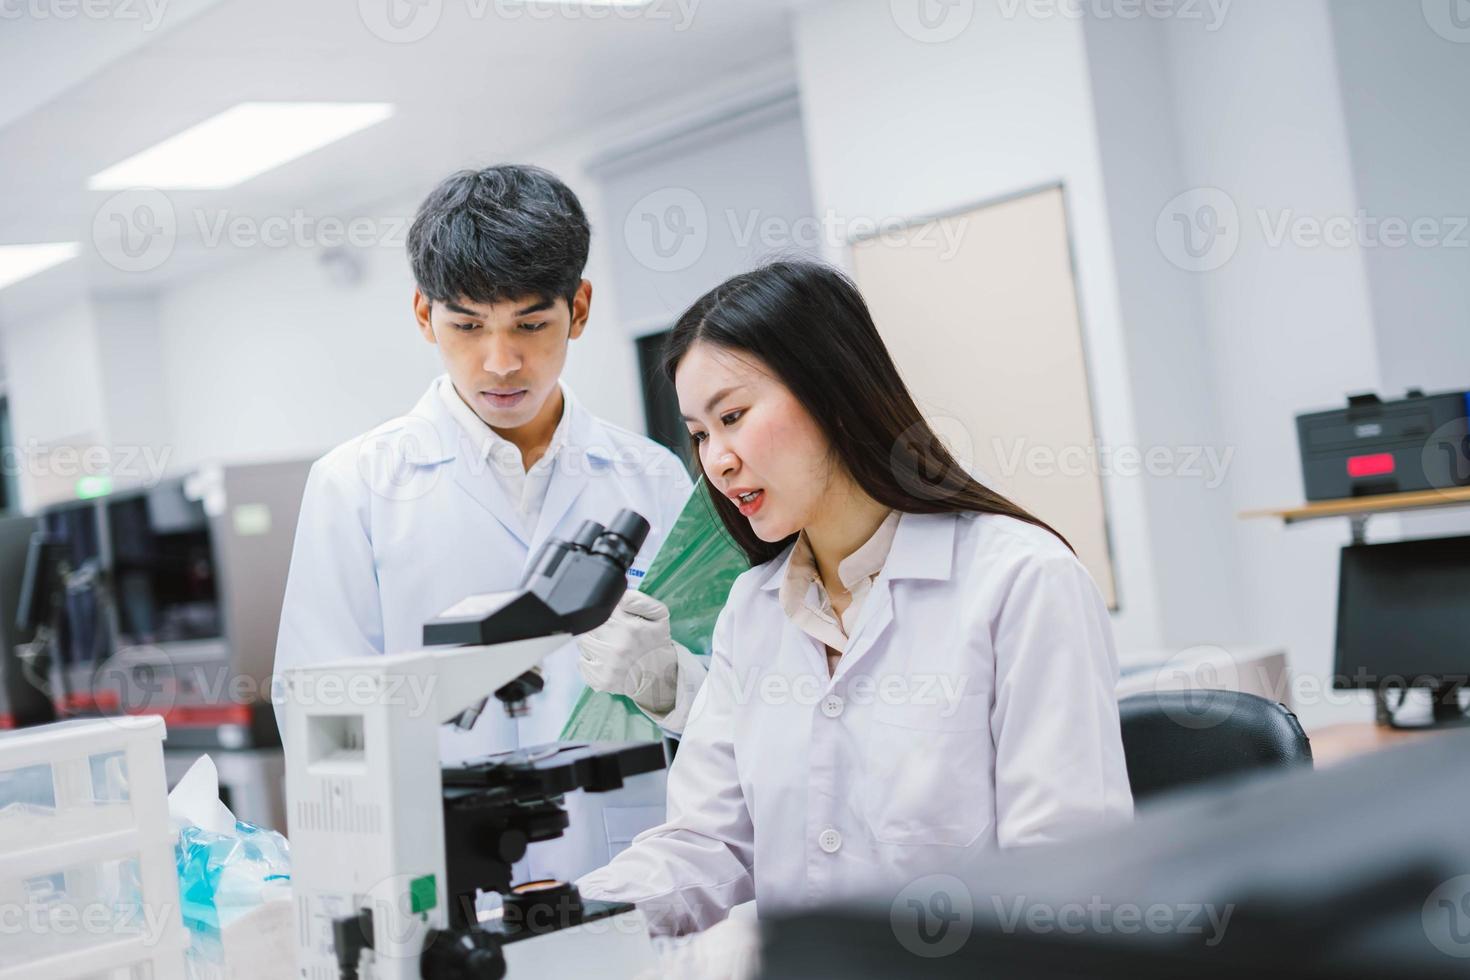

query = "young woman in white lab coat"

[{"left": 576, "top": 260, "right": 1133, "bottom": 936}]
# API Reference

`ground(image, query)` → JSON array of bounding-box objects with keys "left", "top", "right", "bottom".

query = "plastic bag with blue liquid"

[{"left": 169, "top": 756, "right": 295, "bottom": 979}]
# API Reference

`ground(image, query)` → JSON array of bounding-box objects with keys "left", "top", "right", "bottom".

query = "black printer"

[{"left": 1295, "top": 388, "right": 1470, "bottom": 500}]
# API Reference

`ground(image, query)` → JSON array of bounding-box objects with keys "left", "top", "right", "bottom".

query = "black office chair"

[{"left": 1118, "top": 689, "right": 1313, "bottom": 803}]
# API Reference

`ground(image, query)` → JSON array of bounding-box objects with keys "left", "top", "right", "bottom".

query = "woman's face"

[{"left": 675, "top": 341, "right": 841, "bottom": 542}]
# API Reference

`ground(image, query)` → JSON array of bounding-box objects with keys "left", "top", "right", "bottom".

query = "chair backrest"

[{"left": 1118, "top": 689, "right": 1313, "bottom": 803}]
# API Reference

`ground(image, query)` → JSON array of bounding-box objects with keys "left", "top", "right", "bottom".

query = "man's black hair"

[{"left": 407, "top": 164, "right": 591, "bottom": 308}]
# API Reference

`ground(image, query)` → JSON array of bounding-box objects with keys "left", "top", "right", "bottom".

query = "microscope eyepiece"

[
  {"left": 591, "top": 510, "right": 650, "bottom": 571},
  {"left": 607, "top": 510, "right": 650, "bottom": 550},
  {"left": 425, "top": 508, "right": 651, "bottom": 653},
  {"left": 570, "top": 520, "right": 604, "bottom": 553}
]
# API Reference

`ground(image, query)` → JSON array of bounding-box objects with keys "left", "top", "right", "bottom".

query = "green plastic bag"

[{"left": 559, "top": 480, "right": 749, "bottom": 742}]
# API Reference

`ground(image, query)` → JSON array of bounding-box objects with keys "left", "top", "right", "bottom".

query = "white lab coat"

[
  {"left": 577, "top": 510, "right": 1133, "bottom": 935},
  {"left": 274, "top": 376, "right": 692, "bottom": 880}
]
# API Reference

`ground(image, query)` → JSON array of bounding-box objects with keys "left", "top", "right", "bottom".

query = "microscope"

[{"left": 283, "top": 510, "right": 667, "bottom": 979}]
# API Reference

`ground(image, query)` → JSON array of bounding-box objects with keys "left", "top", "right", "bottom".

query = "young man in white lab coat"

[{"left": 273, "top": 165, "right": 693, "bottom": 882}]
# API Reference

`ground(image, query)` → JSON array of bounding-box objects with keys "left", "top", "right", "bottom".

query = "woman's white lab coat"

[{"left": 577, "top": 510, "right": 1133, "bottom": 934}]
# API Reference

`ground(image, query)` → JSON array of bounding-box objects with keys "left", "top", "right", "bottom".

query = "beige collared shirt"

[
  {"left": 437, "top": 378, "right": 569, "bottom": 535},
  {"left": 778, "top": 510, "right": 901, "bottom": 675}
]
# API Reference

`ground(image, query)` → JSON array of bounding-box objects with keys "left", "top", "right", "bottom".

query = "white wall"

[
  {"left": 1, "top": 301, "right": 106, "bottom": 452},
  {"left": 0, "top": 300, "right": 108, "bottom": 511},
  {"left": 1, "top": 293, "right": 181, "bottom": 507},
  {"left": 1329, "top": 0, "right": 1470, "bottom": 543},
  {"left": 1081, "top": 11, "right": 1247, "bottom": 649},
  {"left": 791, "top": 0, "right": 1165, "bottom": 653},
  {"left": 595, "top": 94, "right": 819, "bottom": 337},
  {"left": 1157, "top": 0, "right": 1384, "bottom": 727},
  {"left": 1329, "top": 1, "right": 1470, "bottom": 398},
  {"left": 153, "top": 212, "right": 441, "bottom": 470},
  {"left": 92, "top": 294, "right": 176, "bottom": 469}
]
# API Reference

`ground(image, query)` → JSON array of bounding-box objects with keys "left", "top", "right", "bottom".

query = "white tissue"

[{"left": 168, "top": 756, "right": 237, "bottom": 834}]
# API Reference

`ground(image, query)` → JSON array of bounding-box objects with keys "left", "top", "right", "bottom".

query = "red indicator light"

[{"left": 1347, "top": 453, "right": 1395, "bottom": 478}]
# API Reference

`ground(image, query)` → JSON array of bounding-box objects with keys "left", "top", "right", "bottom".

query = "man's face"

[{"left": 414, "top": 280, "right": 591, "bottom": 432}]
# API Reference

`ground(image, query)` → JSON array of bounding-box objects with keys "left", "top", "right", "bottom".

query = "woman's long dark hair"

[{"left": 662, "top": 260, "right": 1071, "bottom": 566}]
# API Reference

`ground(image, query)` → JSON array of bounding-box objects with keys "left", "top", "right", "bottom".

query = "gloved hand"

[
  {"left": 577, "top": 590, "right": 682, "bottom": 717},
  {"left": 656, "top": 912, "right": 761, "bottom": 980}
]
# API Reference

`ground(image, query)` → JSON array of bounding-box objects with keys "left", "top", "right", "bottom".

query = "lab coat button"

[
  {"left": 820, "top": 694, "right": 845, "bottom": 718},
  {"left": 819, "top": 828, "right": 842, "bottom": 853}
]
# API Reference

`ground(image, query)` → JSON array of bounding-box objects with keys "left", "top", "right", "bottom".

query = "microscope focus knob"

[{"left": 420, "top": 928, "right": 506, "bottom": 980}]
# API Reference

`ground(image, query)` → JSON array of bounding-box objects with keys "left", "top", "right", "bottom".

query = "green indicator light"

[{"left": 75, "top": 476, "right": 112, "bottom": 499}]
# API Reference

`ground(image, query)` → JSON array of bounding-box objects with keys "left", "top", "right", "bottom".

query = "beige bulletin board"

[{"left": 849, "top": 185, "right": 1118, "bottom": 607}]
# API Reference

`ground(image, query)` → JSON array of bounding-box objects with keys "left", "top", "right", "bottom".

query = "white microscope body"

[{"left": 282, "top": 511, "right": 663, "bottom": 979}]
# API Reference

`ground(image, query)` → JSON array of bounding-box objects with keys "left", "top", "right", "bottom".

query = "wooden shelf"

[{"left": 1240, "top": 486, "right": 1470, "bottom": 525}]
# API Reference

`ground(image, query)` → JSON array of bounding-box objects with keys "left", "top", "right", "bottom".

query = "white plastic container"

[{"left": 0, "top": 716, "right": 186, "bottom": 980}]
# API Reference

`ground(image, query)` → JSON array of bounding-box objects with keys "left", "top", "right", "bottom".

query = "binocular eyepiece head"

[{"left": 570, "top": 509, "right": 650, "bottom": 572}]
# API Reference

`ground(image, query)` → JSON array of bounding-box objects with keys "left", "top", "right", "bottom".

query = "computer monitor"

[
  {"left": 18, "top": 502, "right": 100, "bottom": 640},
  {"left": 1, "top": 516, "right": 53, "bottom": 728},
  {"left": 1334, "top": 534, "right": 1470, "bottom": 726},
  {"left": 106, "top": 481, "right": 222, "bottom": 646},
  {"left": 16, "top": 530, "right": 63, "bottom": 636}
]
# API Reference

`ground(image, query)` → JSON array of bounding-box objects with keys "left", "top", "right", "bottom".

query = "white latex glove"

[
  {"left": 653, "top": 913, "right": 761, "bottom": 980},
  {"left": 578, "top": 590, "right": 681, "bottom": 713}
]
